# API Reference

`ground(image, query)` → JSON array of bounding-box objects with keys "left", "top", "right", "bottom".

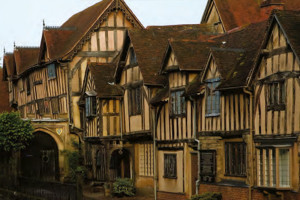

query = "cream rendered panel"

[{"left": 158, "top": 150, "right": 184, "bottom": 193}]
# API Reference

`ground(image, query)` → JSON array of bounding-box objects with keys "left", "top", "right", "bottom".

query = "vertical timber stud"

[{"left": 151, "top": 107, "right": 157, "bottom": 200}]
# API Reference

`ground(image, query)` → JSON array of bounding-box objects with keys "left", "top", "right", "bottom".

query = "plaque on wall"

[{"left": 200, "top": 150, "right": 216, "bottom": 183}]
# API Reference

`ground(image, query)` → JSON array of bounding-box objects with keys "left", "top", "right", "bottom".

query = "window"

[
  {"left": 139, "top": 144, "right": 154, "bottom": 176},
  {"left": 51, "top": 97, "right": 59, "bottom": 114},
  {"left": 206, "top": 78, "right": 220, "bottom": 117},
  {"left": 129, "top": 87, "right": 142, "bottom": 116},
  {"left": 18, "top": 79, "right": 24, "bottom": 91},
  {"left": 47, "top": 63, "right": 56, "bottom": 79},
  {"left": 225, "top": 142, "right": 246, "bottom": 176},
  {"left": 267, "top": 81, "right": 286, "bottom": 110},
  {"left": 37, "top": 99, "right": 45, "bottom": 115},
  {"left": 130, "top": 48, "right": 137, "bottom": 65},
  {"left": 170, "top": 90, "right": 186, "bottom": 116},
  {"left": 257, "top": 148, "right": 290, "bottom": 188},
  {"left": 200, "top": 150, "right": 216, "bottom": 183},
  {"left": 164, "top": 154, "right": 177, "bottom": 178},
  {"left": 44, "top": 100, "right": 50, "bottom": 114},
  {"left": 26, "top": 78, "right": 31, "bottom": 95},
  {"left": 86, "top": 96, "right": 96, "bottom": 117}
]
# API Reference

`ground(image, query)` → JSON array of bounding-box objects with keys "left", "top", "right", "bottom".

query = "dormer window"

[
  {"left": 86, "top": 96, "right": 97, "bottom": 118},
  {"left": 47, "top": 63, "right": 56, "bottom": 79},
  {"left": 267, "top": 81, "right": 285, "bottom": 111},
  {"left": 130, "top": 48, "right": 137, "bottom": 65},
  {"left": 205, "top": 78, "right": 220, "bottom": 117},
  {"left": 170, "top": 90, "right": 186, "bottom": 117}
]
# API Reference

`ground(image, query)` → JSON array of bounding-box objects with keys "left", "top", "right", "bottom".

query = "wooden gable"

[
  {"left": 201, "top": 0, "right": 224, "bottom": 33},
  {"left": 254, "top": 18, "right": 300, "bottom": 136},
  {"left": 202, "top": 55, "right": 221, "bottom": 81},
  {"left": 257, "top": 22, "right": 300, "bottom": 81}
]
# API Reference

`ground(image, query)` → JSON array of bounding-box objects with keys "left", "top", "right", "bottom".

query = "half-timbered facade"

[
  {"left": 3, "top": 0, "right": 300, "bottom": 199},
  {"left": 249, "top": 10, "right": 300, "bottom": 198},
  {"left": 2, "top": 0, "right": 143, "bottom": 182}
]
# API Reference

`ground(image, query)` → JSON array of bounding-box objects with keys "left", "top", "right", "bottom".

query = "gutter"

[{"left": 243, "top": 87, "right": 254, "bottom": 200}]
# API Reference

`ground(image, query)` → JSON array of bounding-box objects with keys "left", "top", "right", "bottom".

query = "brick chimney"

[{"left": 260, "top": 0, "right": 284, "bottom": 15}]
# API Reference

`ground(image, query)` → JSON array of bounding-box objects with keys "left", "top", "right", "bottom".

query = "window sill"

[
  {"left": 86, "top": 115, "right": 97, "bottom": 119},
  {"left": 129, "top": 113, "right": 141, "bottom": 117},
  {"left": 170, "top": 113, "right": 186, "bottom": 118},
  {"left": 163, "top": 176, "right": 177, "bottom": 179},
  {"left": 224, "top": 174, "right": 247, "bottom": 178},
  {"left": 267, "top": 104, "right": 285, "bottom": 111},
  {"left": 48, "top": 77, "right": 57, "bottom": 81},
  {"left": 205, "top": 113, "right": 220, "bottom": 117},
  {"left": 255, "top": 186, "right": 292, "bottom": 191}
]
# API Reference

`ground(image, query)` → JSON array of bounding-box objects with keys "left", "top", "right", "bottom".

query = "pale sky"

[{"left": 0, "top": 0, "right": 207, "bottom": 63}]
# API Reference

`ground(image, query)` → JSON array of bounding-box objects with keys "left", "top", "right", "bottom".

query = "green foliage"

[
  {"left": 62, "top": 141, "right": 86, "bottom": 182},
  {"left": 0, "top": 112, "right": 34, "bottom": 152},
  {"left": 191, "top": 192, "right": 222, "bottom": 200},
  {"left": 112, "top": 178, "right": 135, "bottom": 197}
]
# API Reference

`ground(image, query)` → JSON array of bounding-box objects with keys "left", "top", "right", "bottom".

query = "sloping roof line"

[{"left": 247, "top": 10, "right": 300, "bottom": 87}]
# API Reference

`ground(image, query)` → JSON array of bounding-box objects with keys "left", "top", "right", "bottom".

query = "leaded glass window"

[{"left": 206, "top": 78, "right": 220, "bottom": 116}]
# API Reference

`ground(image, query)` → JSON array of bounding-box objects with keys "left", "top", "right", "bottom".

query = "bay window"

[{"left": 257, "top": 147, "right": 291, "bottom": 188}]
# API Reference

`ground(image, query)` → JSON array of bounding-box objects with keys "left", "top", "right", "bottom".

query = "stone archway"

[
  {"left": 109, "top": 149, "right": 131, "bottom": 180},
  {"left": 21, "top": 131, "right": 59, "bottom": 181}
]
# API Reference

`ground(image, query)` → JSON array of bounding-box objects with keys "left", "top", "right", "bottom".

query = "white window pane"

[{"left": 279, "top": 149, "right": 290, "bottom": 187}]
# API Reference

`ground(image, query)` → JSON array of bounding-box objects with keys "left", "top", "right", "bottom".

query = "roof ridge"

[
  {"left": 15, "top": 46, "right": 40, "bottom": 49},
  {"left": 211, "top": 47, "right": 245, "bottom": 52},
  {"left": 44, "top": 26, "right": 77, "bottom": 31}
]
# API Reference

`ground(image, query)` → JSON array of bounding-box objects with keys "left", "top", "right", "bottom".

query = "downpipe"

[{"left": 191, "top": 96, "right": 201, "bottom": 195}]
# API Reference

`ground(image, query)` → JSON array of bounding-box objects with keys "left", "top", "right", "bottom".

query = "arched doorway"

[
  {"left": 109, "top": 149, "right": 131, "bottom": 180},
  {"left": 21, "top": 131, "right": 59, "bottom": 181}
]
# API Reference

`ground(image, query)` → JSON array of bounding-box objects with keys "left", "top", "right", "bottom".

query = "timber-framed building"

[{"left": 2, "top": 0, "right": 300, "bottom": 199}]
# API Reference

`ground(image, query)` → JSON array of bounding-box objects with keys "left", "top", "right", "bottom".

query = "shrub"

[
  {"left": 191, "top": 192, "right": 222, "bottom": 200},
  {"left": 112, "top": 178, "right": 135, "bottom": 197},
  {"left": 0, "top": 112, "right": 34, "bottom": 152}
]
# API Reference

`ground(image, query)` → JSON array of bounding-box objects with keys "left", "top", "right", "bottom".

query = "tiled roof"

[
  {"left": 42, "top": 28, "right": 75, "bottom": 61},
  {"left": 3, "top": 53, "right": 15, "bottom": 80},
  {"left": 168, "top": 40, "right": 215, "bottom": 71},
  {"left": 202, "top": 0, "right": 300, "bottom": 31},
  {"left": 0, "top": 68, "right": 12, "bottom": 113},
  {"left": 211, "top": 21, "right": 268, "bottom": 89},
  {"left": 42, "top": 0, "right": 143, "bottom": 61},
  {"left": 126, "top": 24, "right": 218, "bottom": 86},
  {"left": 88, "top": 63, "right": 123, "bottom": 98},
  {"left": 202, "top": 0, "right": 269, "bottom": 31},
  {"left": 275, "top": 10, "right": 300, "bottom": 60},
  {"left": 14, "top": 47, "right": 40, "bottom": 75},
  {"left": 149, "top": 87, "right": 169, "bottom": 105}
]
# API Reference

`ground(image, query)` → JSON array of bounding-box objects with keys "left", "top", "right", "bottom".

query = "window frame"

[
  {"left": 47, "top": 63, "right": 57, "bottom": 79},
  {"left": 129, "top": 47, "right": 137, "bottom": 65},
  {"left": 205, "top": 78, "right": 221, "bottom": 117},
  {"left": 170, "top": 89, "right": 186, "bottom": 117},
  {"left": 51, "top": 97, "right": 60, "bottom": 114},
  {"left": 26, "top": 77, "right": 31, "bottom": 95},
  {"left": 224, "top": 142, "right": 247, "bottom": 177},
  {"left": 257, "top": 147, "right": 291, "bottom": 189},
  {"left": 266, "top": 81, "right": 286, "bottom": 111},
  {"left": 200, "top": 150, "right": 216, "bottom": 183},
  {"left": 164, "top": 153, "right": 177, "bottom": 179},
  {"left": 128, "top": 86, "right": 142, "bottom": 116},
  {"left": 85, "top": 95, "right": 97, "bottom": 118}
]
